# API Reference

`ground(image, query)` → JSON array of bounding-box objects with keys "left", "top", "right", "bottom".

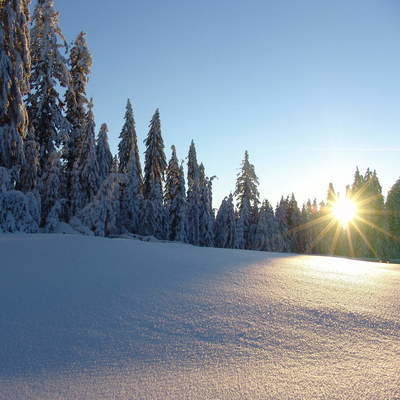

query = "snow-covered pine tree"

[
  {"left": 72, "top": 172, "right": 126, "bottom": 237},
  {"left": 0, "top": 0, "right": 41, "bottom": 233},
  {"left": 70, "top": 99, "right": 100, "bottom": 216},
  {"left": 165, "top": 146, "right": 187, "bottom": 242},
  {"left": 96, "top": 123, "right": 113, "bottom": 184},
  {"left": 111, "top": 154, "right": 119, "bottom": 173},
  {"left": 386, "top": 178, "right": 400, "bottom": 259},
  {"left": 118, "top": 99, "right": 142, "bottom": 181},
  {"left": 142, "top": 109, "right": 167, "bottom": 239},
  {"left": 214, "top": 194, "right": 236, "bottom": 249},
  {"left": 253, "top": 199, "right": 285, "bottom": 252},
  {"left": 120, "top": 147, "right": 143, "bottom": 233},
  {"left": 198, "top": 163, "right": 215, "bottom": 247},
  {"left": 40, "top": 150, "right": 62, "bottom": 229},
  {"left": 28, "top": 0, "right": 70, "bottom": 169},
  {"left": 17, "top": 132, "right": 39, "bottom": 192},
  {"left": 234, "top": 151, "right": 260, "bottom": 249},
  {"left": 186, "top": 140, "right": 201, "bottom": 245},
  {"left": 63, "top": 31, "right": 92, "bottom": 218},
  {"left": 0, "top": 0, "right": 30, "bottom": 172},
  {"left": 275, "top": 196, "right": 290, "bottom": 252},
  {"left": 64, "top": 31, "right": 91, "bottom": 172}
]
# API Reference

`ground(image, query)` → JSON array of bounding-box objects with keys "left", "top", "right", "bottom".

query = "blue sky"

[{"left": 53, "top": 0, "right": 400, "bottom": 207}]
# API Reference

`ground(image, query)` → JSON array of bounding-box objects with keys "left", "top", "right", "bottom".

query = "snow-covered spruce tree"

[
  {"left": 120, "top": 147, "right": 143, "bottom": 233},
  {"left": 118, "top": 99, "right": 142, "bottom": 181},
  {"left": 253, "top": 199, "right": 286, "bottom": 252},
  {"left": 111, "top": 154, "right": 119, "bottom": 173},
  {"left": 39, "top": 150, "right": 62, "bottom": 229},
  {"left": 96, "top": 123, "right": 113, "bottom": 184},
  {"left": 386, "top": 178, "right": 400, "bottom": 258},
  {"left": 70, "top": 99, "right": 100, "bottom": 216},
  {"left": 28, "top": 0, "right": 70, "bottom": 169},
  {"left": 234, "top": 151, "right": 260, "bottom": 249},
  {"left": 0, "top": 0, "right": 30, "bottom": 173},
  {"left": 165, "top": 146, "right": 187, "bottom": 242},
  {"left": 275, "top": 196, "right": 291, "bottom": 252},
  {"left": 198, "top": 163, "right": 215, "bottom": 247},
  {"left": 72, "top": 172, "right": 126, "bottom": 237},
  {"left": 142, "top": 109, "right": 167, "bottom": 239},
  {"left": 17, "top": 132, "right": 40, "bottom": 192},
  {"left": 186, "top": 140, "right": 201, "bottom": 245},
  {"left": 214, "top": 194, "right": 237, "bottom": 249},
  {"left": 63, "top": 31, "right": 92, "bottom": 218},
  {"left": 0, "top": 0, "right": 40, "bottom": 233}
]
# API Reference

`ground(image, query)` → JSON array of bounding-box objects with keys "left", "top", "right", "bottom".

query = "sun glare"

[{"left": 332, "top": 197, "right": 357, "bottom": 227}]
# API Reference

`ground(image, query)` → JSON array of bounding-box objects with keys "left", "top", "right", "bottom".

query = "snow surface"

[{"left": 0, "top": 234, "right": 399, "bottom": 399}]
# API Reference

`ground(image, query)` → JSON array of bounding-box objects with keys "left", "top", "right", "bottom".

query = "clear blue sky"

[{"left": 54, "top": 0, "right": 400, "bottom": 208}]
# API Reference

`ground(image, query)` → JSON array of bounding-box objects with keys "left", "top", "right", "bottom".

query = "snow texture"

[{"left": 0, "top": 234, "right": 399, "bottom": 399}]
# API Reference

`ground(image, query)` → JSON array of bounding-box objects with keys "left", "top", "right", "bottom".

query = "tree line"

[{"left": 1, "top": 0, "right": 399, "bottom": 259}]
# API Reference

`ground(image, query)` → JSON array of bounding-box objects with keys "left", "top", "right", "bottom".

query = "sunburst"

[{"left": 288, "top": 180, "right": 399, "bottom": 260}]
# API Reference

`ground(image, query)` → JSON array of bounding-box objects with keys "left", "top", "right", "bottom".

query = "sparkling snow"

[{"left": 0, "top": 234, "right": 399, "bottom": 399}]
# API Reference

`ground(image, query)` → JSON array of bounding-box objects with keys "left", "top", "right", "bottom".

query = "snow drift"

[{"left": 0, "top": 234, "right": 399, "bottom": 400}]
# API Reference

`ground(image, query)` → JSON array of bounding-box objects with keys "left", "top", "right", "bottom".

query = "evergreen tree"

[
  {"left": 39, "top": 150, "right": 61, "bottom": 226},
  {"left": 214, "top": 194, "right": 237, "bottom": 249},
  {"left": 275, "top": 196, "right": 291, "bottom": 252},
  {"left": 198, "top": 163, "right": 215, "bottom": 247},
  {"left": 72, "top": 173, "right": 126, "bottom": 237},
  {"left": 234, "top": 151, "right": 260, "bottom": 249},
  {"left": 110, "top": 154, "right": 119, "bottom": 173},
  {"left": 0, "top": 0, "right": 31, "bottom": 172},
  {"left": 253, "top": 199, "right": 285, "bottom": 252},
  {"left": 70, "top": 99, "right": 100, "bottom": 215},
  {"left": 186, "top": 140, "right": 200, "bottom": 245},
  {"left": 165, "top": 146, "right": 187, "bottom": 242},
  {"left": 120, "top": 147, "right": 143, "bottom": 233},
  {"left": 96, "top": 123, "right": 113, "bottom": 184},
  {"left": 17, "top": 132, "right": 40, "bottom": 192},
  {"left": 28, "top": 0, "right": 70, "bottom": 169},
  {"left": 64, "top": 31, "right": 92, "bottom": 172},
  {"left": 118, "top": 99, "right": 142, "bottom": 181},
  {"left": 386, "top": 178, "right": 400, "bottom": 258},
  {"left": 142, "top": 109, "right": 167, "bottom": 239}
]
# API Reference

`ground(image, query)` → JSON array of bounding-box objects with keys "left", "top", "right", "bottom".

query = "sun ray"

[
  {"left": 309, "top": 218, "right": 337, "bottom": 251},
  {"left": 287, "top": 214, "right": 333, "bottom": 235},
  {"left": 350, "top": 220, "right": 379, "bottom": 258},
  {"left": 329, "top": 223, "right": 342, "bottom": 255},
  {"left": 355, "top": 215, "right": 400, "bottom": 243},
  {"left": 345, "top": 226, "right": 355, "bottom": 258}
]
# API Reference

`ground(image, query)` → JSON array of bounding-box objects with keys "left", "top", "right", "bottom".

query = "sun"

[{"left": 332, "top": 197, "right": 357, "bottom": 227}]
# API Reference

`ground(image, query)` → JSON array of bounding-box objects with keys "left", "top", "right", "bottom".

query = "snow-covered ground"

[{"left": 0, "top": 234, "right": 399, "bottom": 400}]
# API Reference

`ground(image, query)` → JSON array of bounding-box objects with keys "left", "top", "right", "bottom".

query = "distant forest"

[{"left": 1, "top": 0, "right": 399, "bottom": 260}]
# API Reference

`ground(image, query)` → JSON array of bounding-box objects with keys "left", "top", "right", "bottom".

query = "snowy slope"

[{"left": 0, "top": 234, "right": 399, "bottom": 400}]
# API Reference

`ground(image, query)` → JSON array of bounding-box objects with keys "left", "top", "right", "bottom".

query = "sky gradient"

[{"left": 53, "top": 0, "right": 400, "bottom": 208}]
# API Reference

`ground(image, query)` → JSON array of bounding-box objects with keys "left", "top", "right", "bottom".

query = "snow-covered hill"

[{"left": 0, "top": 234, "right": 399, "bottom": 400}]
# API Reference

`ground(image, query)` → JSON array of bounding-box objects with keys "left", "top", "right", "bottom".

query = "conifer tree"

[
  {"left": 70, "top": 99, "right": 100, "bottom": 215},
  {"left": 142, "top": 109, "right": 167, "bottom": 238},
  {"left": 165, "top": 146, "right": 187, "bottom": 242},
  {"left": 96, "top": 123, "right": 113, "bottom": 184},
  {"left": 186, "top": 140, "right": 201, "bottom": 245},
  {"left": 110, "top": 154, "right": 119, "bottom": 173},
  {"left": 214, "top": 194, "right": 237, "bottom": 249},
  {"left": 28, "top": 0, "right": 70, "bottom": 169},
  {"left": 250, "top": 200, "right": 269, "bottom": 251},
  {"left": 198, "top": 163, "right": 215, "bottom": 247},
  {"left": 0, "top": 0, "right": 31, "bottom": 172},
  {"left": 386, "top": 178, "right": 400, "bottom": 258},
  {"left": 64, "top": 31, "right": 92, "bottom": 172},
  {"left": 118, "top": 99, "right": 142, "bottom": 181},
  {"left": 234, "top": 151, "right": 260, "bottom": 249},
  {"left": 120, "top": 147, "right": 143, "bottom": 233}
]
